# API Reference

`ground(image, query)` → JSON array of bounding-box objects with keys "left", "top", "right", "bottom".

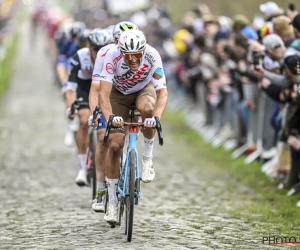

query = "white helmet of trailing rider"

[
  {"left": 106, "top": 25, "right": 115, "bottom": 31},
  {"left": 118, "top": 30, "right": 146, "bottom": 54},
  {"left": 113, "top": 21, "right": 139, "bottom": 41},
  {"left": 104, "top": 26, "right": 115, "bottom": 44},
  {"left": 88, "top": 28, "right": 111, "bottom": 49}
]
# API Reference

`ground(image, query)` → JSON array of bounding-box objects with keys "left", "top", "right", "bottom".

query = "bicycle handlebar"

[
  {"left": 103, "top": 114, "right": 164, "bottom": 146},
  {"left": 91, "top": 106, "right": 101, "bottom": 127},
  {"left": 70, "top": 100, "right": 78, "bottom": 116}
]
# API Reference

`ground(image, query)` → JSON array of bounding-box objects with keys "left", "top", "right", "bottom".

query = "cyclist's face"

[{"left": 122, "top": 52, "right": 143, "bottom": 71}]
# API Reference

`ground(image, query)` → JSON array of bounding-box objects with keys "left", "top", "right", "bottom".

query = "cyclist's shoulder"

[
  {"left": 66, "top": 43, "right": 80, "bottom": 57},
  {"left": 76, "top": 47, "right": 89, "bottom": 57},
  {"left": 60, "top": 39, "right": 72, "bottom": 49},
  {"left": 144, "top": 44, "right": 162, "bottom": 59},
  {"left": 144, "top": 44, "right": 162, "bottom": 68},
  {"left": 97, "top": 43, "right": 116, "bottom": 58},
  {"left": 69, "top": 52, "right": 80, "bottom": 67},
  {"left": 101, "top": 44, "right": 120, "bottom": 59},
  {"left": 104, "top": 43, "right": 117, "bottom": 51},
  {"left": 106, "top": 44, "right": 119, "bottom": 54},
  {"left": 62, "top": 38, "right": 72, "bottom": 45}
]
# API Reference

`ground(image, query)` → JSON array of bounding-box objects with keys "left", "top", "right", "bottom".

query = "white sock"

[
  {"left": 143, "top": 137, "right": 154, "bottom": 158},
  {"left": 123, "top": 134, "right": 129, "bottom": 162},
  {"left": 66, "top": 119, "right": 72, "bottom": 131},
  {"left": 106, "top": 178, "right": 118, "bottom": 206},
  {"left": 78, "top": 154, "right": 87, "bottom": 171}
]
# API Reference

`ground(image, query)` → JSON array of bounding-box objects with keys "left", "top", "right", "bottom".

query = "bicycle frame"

[
  {"left": 118, "top": 125, "right": 140, "bottom": 199},
  {"left": 103, "top": 108, "right": 163, "bottom": 202},
  {"left": 102, "top": 106, "right": 164, "bottom": 236}
]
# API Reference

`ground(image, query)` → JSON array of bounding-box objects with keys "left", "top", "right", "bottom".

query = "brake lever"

[
  {"left": 70, "top": 100, "right": 78, "bottom": 115},
  {"left": 103, "top": 114, "right": 115, "bottom": 143},
  {"left": 154, "top": 116, "right": 163, "bottom": 146}
]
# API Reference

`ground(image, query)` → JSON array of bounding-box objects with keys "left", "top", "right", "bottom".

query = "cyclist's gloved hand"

[
  {"left": 112, "top": 116, "right": 124, "bottom": 127},
  {"left": 88, "top": 114, "right": 99, "bottom": 127},
  {"left": 144, "top": 117, "right": 156, "bottom": 128},
  {"left": 66, "top": 107, "right": 76, "bottom": 120}
]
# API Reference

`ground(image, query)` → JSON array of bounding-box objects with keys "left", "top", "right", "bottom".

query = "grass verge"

[
  {"left": 0, "top": 35, "right": 19, "bottom": 99},
  {"left": 0, "top": 3, "right": 25, "bottom": 99},
  {"left": 163, "top": 109, "right": 300, "bottom": 236}
]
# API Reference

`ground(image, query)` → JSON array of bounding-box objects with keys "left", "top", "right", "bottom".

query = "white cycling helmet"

[
  {"left": 106, "top": 25, "right": 115, "bottom": 31},
  {"left": 113, "top": 21, "right": 139, "bottom": 41},
  {"left": 118, "top": 30, "right": 146, "bottom": 53},
  {"left": 88, "top": 28, "right": 111, "bottom": 49},
  {"left": 104, "top": 26, "right": 115, "bottom": 44}
]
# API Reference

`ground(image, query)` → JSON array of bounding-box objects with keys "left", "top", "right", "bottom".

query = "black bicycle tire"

[
  {"left": 124, "top": 170, "right": 128, "bottom": 235},
  {"left": 127, "top": 149, "right": 135, "bottom": 242},
  {"left": 125, "top": 198, "right": 128, "bottom": 235},
  {"left": 92, "top": 170, "right": 96, "bottom": 199},
  {"left": 118, "top": 199, "right": 123, "bottom": 227},
  {"left": 104, "top": 189, "right": 108, "bottom": 214},
  {"left": 90, "top": 131, "right": 97, "bottom": 199}
]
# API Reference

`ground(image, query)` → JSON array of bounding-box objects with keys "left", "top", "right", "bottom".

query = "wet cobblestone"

[{"left": 0, "top": 21, "right": 289, "bottom": 250}]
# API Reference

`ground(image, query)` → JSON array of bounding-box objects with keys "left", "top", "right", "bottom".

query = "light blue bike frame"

[{"left": 117, "top": 131, "right": 141, "bottom": 199}]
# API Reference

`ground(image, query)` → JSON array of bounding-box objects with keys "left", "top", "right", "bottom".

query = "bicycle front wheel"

[
  {"left": 126, "top": 149, "right": 136, "bottom": 242},
  {"left": 90, "top": 130, "right": 97, "bottom": 199}
]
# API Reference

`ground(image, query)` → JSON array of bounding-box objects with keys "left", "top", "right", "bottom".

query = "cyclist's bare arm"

[
  {"left": 66, "top": 88, "right": 76, "bottom": 108},
  {"left": 65, "top": 53, "right": 81, "bottom": 107},
  {"left": 89, "top": 50, "right": 106, "bottom": 114},
  {"left": 97, "top": 48, "right": 117, "bottom": 121},
  {"left": 89, "top": 84, "right": 100, "bottom": 115},
  {"left": 154, "top": 88, "right": 168, "bottom": 119},
  {"left": 151, "top": 55, "right": 168, "bottom": 119},
  {"left": 56, "top": 63, "right": 68, "bottom": 85},
  {"left": 99, "top": 80, "right": 113, "bottom": 121}
]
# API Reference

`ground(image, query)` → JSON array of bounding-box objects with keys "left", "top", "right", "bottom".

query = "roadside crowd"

[
  {"left": 171, "top": 2, "right": 300, "bottom": 206},
  {"left": 28, "top": 0, "right": 300, "bottom": 206}
]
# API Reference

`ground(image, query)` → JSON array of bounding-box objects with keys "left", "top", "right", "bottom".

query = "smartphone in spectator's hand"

[
  {"left": 290, "top": 129, "right": 299, "bottom": 137},
  {"left": 251, "top": 51, "right": 262, "bottom": 70}
]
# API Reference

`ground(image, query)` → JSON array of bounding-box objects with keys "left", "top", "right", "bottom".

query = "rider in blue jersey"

[
  {"left": 56, "top": 22, "right": 88, "bottom": 147},
  {"left": 56, "top": 22, "right": 86, "bottom": 90}
]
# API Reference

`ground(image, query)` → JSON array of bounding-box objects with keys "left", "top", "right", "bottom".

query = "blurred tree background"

[{"left": 156, "top": 0, "right": 292, "bottom": 26}]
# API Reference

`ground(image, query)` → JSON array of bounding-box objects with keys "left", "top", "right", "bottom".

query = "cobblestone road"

[{"left": 0, "top": 20, "right": 289, "bottom": 250}]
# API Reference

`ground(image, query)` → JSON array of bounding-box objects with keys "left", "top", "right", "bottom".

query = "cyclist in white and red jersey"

[
  {"left": 89, "top": 21, "right": 139, "bottom": 213},
  {"left": 65, "top": 28, "right": 111, "bottom": 186},
  {"left": 98, "top": 30, "right": 168, "bottom": 223}
]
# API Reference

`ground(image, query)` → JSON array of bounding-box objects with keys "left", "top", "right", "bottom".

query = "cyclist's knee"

[
  {"left": 79, "top": 120, "right": 88, "bottom": 130},
  {"left": 97, "top": 130, "right": 108, "bottom": 147},
  {"left": 109, "top": 134, "right": 125, "bottom": 152},
  {"left": 141, "top": 102, "right": 154, "bottom": 118},
  {"left": 78, "top": 111, "right": 89, "bottom": 130}
]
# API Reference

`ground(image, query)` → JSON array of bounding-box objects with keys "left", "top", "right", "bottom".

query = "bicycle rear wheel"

[{"left": 126, "top": 149, "right": 136, "bottom": 242}]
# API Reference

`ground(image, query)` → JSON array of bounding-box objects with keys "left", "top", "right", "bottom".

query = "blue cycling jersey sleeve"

[
  {"left": 57, "top": 39, "right": 74, "bottom": 65},
  {"left": 59, "top": 39, "right": 72, "bottom": 55},
  {"left": 66, "top": 43, "right": 80, "bottom": 59}
]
